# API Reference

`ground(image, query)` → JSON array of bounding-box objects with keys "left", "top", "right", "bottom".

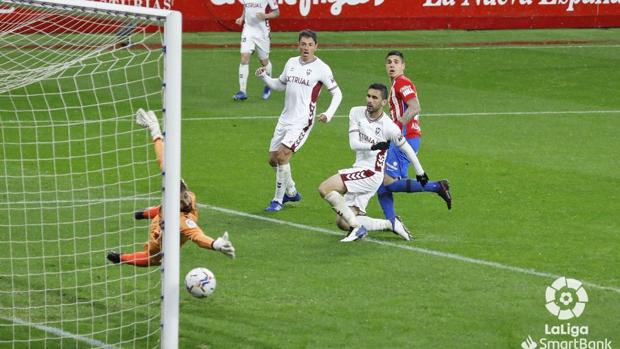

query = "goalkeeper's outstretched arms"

[
  {"left": 185, "top": 226, "right": 236, "bottom": 259},
  {"left": 136, "top": 108, "right": 164, "bottom": 170}
]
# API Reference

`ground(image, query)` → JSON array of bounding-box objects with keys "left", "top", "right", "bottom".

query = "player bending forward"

[
  {"left": 318, "top": 83, "right": 429, "bottom": 242},
  {"left": 106, "top": 109, "right": 235, "bottom": 267}
]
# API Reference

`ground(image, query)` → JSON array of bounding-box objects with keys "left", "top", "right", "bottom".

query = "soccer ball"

[{"left": 185, "top": 267, "right": 216, "bottom": 298}]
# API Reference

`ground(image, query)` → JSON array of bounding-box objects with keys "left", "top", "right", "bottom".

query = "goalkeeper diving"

[{"left": 106, "top": 109, "right": 235, "bottom": 267}]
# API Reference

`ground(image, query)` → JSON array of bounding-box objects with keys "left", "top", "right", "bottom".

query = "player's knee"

[
  {"left": 240, "top": 54, "right": 250, "bottom": 65},
  {"left": 317, "top": 183, "right": 329, "bottom": 198},
  {"left": 274, "top": 150, "right": 290, "bottom": 165}
]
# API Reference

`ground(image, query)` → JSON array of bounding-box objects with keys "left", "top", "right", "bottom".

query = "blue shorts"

[{"left": 384, "top": 137, "right": 420, "bottom": 179}]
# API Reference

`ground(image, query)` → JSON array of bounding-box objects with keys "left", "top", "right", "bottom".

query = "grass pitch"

[{"left": 1, "top": 28, "right": 619, "bottom": 348}]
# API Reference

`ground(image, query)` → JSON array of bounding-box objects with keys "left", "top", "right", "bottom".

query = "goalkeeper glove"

[
  {"left": 370, "top": 141, "right": 390, "bottom": 151},
  {"left": 136, "top": 108, "right": 162, "bottom": 141},
  {"left": 213, "top": 231, "right": 235, "bottom": 259},
  {"left": 416, "top": 173, "right": 429, "bottom": 187}
]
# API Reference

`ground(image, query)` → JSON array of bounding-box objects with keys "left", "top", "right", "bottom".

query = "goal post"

[{"left": 0, "top": 0, "right": 182, "bottom": 348}]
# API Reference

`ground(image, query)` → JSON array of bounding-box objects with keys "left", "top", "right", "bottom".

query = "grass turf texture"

[{"left": 1, "top": 29, "right": 619, "bottom": 348}]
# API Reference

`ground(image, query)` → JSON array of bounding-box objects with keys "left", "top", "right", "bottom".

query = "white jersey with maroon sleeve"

[
  {"left": 277, "top": 56, "right": 338, "bottom": 127},
  {"left": 241, "top": 0, "right": 278, "bottom": 36},
  {"left": 348, "top": 106, "right": 405, "bottom": 172}
]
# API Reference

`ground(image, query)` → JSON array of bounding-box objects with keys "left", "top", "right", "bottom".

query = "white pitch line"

[
  {"left": 201, "top": 203, "right": 620, "bottom": 295},
  {"left": 1, "top": 316, "right": 120, "bottom": 349},
  {"left": 184, "top": 109, "right": 620, "bottom": 121}
]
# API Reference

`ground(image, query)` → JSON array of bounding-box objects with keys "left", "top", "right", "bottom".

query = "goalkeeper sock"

[
  {"left": 120, "top": 251, "right": 151, "bottom": 267},
  {"left": 356, "top": 216, "right": 391, "bottom": 231},
  {"left": 239, "top": 63, "right": 249, "bottom": 93},
  {"left": 273, "top": 163, "right": 290, "bottom": 203},
  {"left": 324, "top": 191, "right": 359, "bottom": 227},
  {"left": 386, "top": 179, "right": 440, "bottom": 193},
  {"left": 377, "top": 184, "right": 396, "bottom": 220},
  {"left": 265, "top": 60, "right": 272, "bottom": 76}
]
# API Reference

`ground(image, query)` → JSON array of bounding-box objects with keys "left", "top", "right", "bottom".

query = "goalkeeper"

[{"left": 106, "top": 109, "right": 235, "bottom": 267}]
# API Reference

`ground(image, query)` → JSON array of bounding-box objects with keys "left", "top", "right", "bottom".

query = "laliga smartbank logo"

[
  {"left": 520, "top": 277, "right": 613, "bottom": 349},
  {"left": 545, "top": 276, "right": 588, "bottom": 320}
]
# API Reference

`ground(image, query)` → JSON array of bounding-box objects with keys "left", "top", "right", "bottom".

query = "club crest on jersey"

[
  {"left": 306, "top": 69, "right": 312, "bottom": 75},
  {"left": 185, "top": 218, "right": 197, "bottom": 228},
  {"left": 375, "top": 128, "right": 381, "bottom": 135}
]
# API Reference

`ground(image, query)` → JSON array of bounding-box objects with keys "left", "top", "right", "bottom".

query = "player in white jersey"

[
  {"left": 256, "top": 30, "right": 343, "bottom": 212},
  {"left": 318, "top": 83, "right": 430, "bottom": 242},
  {"left": 233, "top": 0, "right": 279, "bottom": 101}
]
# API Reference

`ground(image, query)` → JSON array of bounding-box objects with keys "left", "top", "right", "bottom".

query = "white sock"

[
  {"left": 264, "top": 60, "right": 272, "bottom": 76},
  {"left": 356, "top": 216, "right": 391, "bottom": 232},
  {"left": 285, "top": 166, "right": 297, "bottom": 196},
  {"left": 239, "top": 63, "right": 249, "bottom": 93},
  {"left": 273, "top": 163, "right": 290, "bottom": 203},
  {"left": 324, "top": 191, "right": 359, "bottom": 228}
]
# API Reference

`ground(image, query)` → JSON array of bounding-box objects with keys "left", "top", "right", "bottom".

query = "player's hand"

[
  {"left": 213, "top": 232, "right": 235, "bottom": 259},
  {"left": 235, "top": 17, "right": 243, "bottom": 26},
  {"left": 136, "top": 108, "right": 162, "bottom": 140},
  {"left": 255, "top": 67, "right": 267, "bottom": 77},
  {"left": 416, "top": 173, "right": 429, "bottom": 187},
  {"left": 256, "top": 13, "right": 266, "bottom": 21},
  {"left": 370, "top": 141, "right": 390, "bottom": 151},
  {"left": 318, "top": 113, "right": 330, "bottom": 123}
]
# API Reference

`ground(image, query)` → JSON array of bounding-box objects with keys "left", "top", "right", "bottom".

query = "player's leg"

[
  {"left": 318, "top": 173, "right": 366, "bottom": 241},
  {"left": 382, "top": 138, "right": 452, "bottom": 209},
  {"left": 256, "top": 39, "right": 272, "bottom": 100},
  {"left": 377, "top": 143, "right": 402, "bottom": 220},
  {"left": 234, "top": 31, "right": 253, "bottom": 100},
  {"left": 107, "top": 243, "right": 160, "bottom": 267},
  {"left": 266, "top": 145, "right": 294, "bottom": 212}
]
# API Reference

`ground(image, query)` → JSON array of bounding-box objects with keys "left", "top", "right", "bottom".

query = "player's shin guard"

[
  {"left": 239, "top": 63, "right": 249, "bottom": 93},
  {"left": 356, "top": 216, "right": 391, "bottom": 231},
  {"left": 385, "top": 179, "right": 441, "bottom": 193},
  {"left": 324, "top": 191, "right": 359, "bottom": 227},
  {"left": 377, "top": 184, "right": 396, "bottom": 220},
  {"left": 120, "top": 251, "right": 151, "bottom": 267},
  {"left": 273, "top": 163, "right": 290, "bottom": 203}
]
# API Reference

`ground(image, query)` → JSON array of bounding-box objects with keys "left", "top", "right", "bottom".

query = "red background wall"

[{"left": 102, "top": 0, "right": 620, "bottom": 31}]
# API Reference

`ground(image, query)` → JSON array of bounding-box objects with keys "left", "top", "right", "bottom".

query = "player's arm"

[
  {"left": 389, "top": 125, "right": 429, "bottom": 185},
  {"left": 136, "top": 108, "right": 164, "bottom": 170},
  {"left": 256, "top": 66, "right": 286, "bottom": 90},
  {"left": 257, "top": 8, "right": 279, "bottom": 20},
  {"left": 399, "top": 96, "right": 421, "bottom": 124},
  {"left": 318, "top": 86, "right": 342, "bottom": 123},
  {"left": 184, "top": 223, "right": 236, "bottom": 258},
  {"left": 235, "top": 6, "right": 244, "bottom": 25},
  {"left": 347, "top": 109, "right": 372, "bottom": 151}
]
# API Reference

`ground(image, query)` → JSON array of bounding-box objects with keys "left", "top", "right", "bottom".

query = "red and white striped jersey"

[
  {"left": 389, "top": 74, "right": 421, "bottom": 139},
  {"left": 348, "top": 106, "right": 405, "bottom": 172},
  {"left": 277, "top": 56, "right": 338, "bottom": 127},
  {"left": 241, "top": 0, "right": 278, "bottom": 36}
]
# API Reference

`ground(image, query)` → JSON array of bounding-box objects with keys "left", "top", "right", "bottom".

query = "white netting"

[{"left": 0, "top": 1, "right": 168, "bottom": 347}]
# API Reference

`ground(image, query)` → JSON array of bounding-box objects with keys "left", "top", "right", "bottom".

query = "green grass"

[{"left": 1, "top": 29, "right": 619, "bottom": 348}]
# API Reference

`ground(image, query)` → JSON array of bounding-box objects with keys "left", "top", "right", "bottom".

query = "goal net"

[{"left": 0, "top": 1, "right": 181, "bottom": 348}]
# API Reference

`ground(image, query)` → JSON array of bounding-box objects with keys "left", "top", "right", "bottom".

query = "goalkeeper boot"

[
  {"left": 106, "top": 251, "right": 121, "bottom": 264},
  {"left": 282, "top": 191, "right": 302, "bottom": 203},
  {"left": 340, "top": 225, "right": 368, "bottom": 242},
  {"left": 437, "top": 179, "right": 452, "bottom": 210},
  {"left": 232, "top": 91, "right": 247, "bottom": 101},
  {"left": 390, "top": 216, "right": 412, "bottom": 241},
  {"left": 265, "top": 200, "right": 283, "bottom": 212},
  {"left": 262, "top": 86, "right": 271, "bottom": 100}
]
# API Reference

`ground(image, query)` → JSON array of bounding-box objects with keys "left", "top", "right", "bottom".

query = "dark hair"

[
  {"left": 385, "top": 50, "right": 404, "bottom": 61},
  {"left": 368, "top": 83, "right": 388, "bottom": 99},
  {"left": 299, "top": 29, "right": 317, "bottom": 43}
]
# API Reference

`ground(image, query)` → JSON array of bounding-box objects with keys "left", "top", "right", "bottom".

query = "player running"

[
  {"left": 256, "top": 29, "right": 343, "bottom": 212},
  {"left": 106, "top": 109, "right": 235, "bottom": 267},
  {"left": 233, "top": 0, "right": 280, "bottom": 101},
  {"left": 318, "top": 83, "right": 429, "bottom": 242},
  {"left": 377, "top": 50, "right": 452, "bottom": 223}
]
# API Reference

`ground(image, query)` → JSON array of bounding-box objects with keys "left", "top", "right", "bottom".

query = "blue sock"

[
  {"left": 386, "top": 179, "right": 440, "bottom": 193},
  {"left": 377, "top": 184, "right": 396, "bottom": 220}
]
